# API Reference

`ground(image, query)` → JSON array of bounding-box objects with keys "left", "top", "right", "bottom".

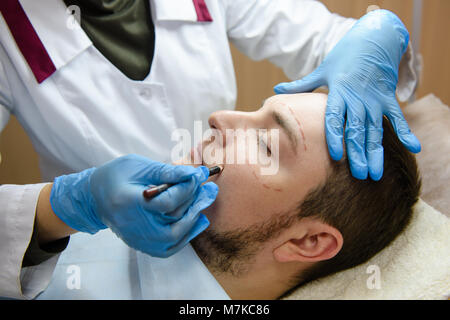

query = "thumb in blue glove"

[
  {"left": 274, "top": 10, "right": 421, "bottom": 181},
  {"left": 50, "top": 154, "right": 218, "bottom": 257}
]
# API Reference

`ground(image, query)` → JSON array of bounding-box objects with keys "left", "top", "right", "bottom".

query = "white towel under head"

[{"left": 284, "top": 199, "right": 450, "bottom": 300}]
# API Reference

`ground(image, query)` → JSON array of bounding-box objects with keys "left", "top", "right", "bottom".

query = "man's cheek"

[{"left": 206, "top": 189, "right": 272, "bottom": 232}]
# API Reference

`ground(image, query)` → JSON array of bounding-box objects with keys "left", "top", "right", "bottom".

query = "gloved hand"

[
  {"left": 274, "top": 9, "right": 421, "bottom": 181},
  {"left": 50, "top": 154, "right": 218, "bottom": 258}
]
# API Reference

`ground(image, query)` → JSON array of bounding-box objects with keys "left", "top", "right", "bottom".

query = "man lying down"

[{"left": 36, "top": 93, "right": 421, "bottom": 299}]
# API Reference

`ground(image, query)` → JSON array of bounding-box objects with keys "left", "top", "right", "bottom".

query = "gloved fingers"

[
  {"left": 169, "top": 182, "right": 218, "bottom": 240},
  {"left": 145, "top": 162, "right": 209, "bottom": 186},
  {"left": 345, "top": 98, "right": 368, "bottom": 180},
  {"left": 159, "top": 183, "right": 217, "bottom": 257},
  {"left": 161, "top": 187, "right": 199, "bottom": 222},
  {"left": 162, "top": 214, "right": 209, "bottom": 258},
  {"left": 324, "top": 90, "right": 346, "bottom": 161},
  {"left": 365, "top": 110, "right": 384, "bottom": 181},
  {"left": 274, "top": 67, "right": 325, "bottom": 94},
  {"left": 110, "top": 154, "right": 185, "bottom": 184},
  {"left": 142, "top": 176, "right": 201, "bottom": 215},
  {"left": 385, "top": 101, "right": 421, "bottom": 154}
]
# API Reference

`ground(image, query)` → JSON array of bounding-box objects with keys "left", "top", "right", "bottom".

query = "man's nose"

[
  {"left": 208, "top": 110, "right": 250, "bottom": 147},
  {"left": 208, "top": 110, "right": 249, "bottom": 132}
]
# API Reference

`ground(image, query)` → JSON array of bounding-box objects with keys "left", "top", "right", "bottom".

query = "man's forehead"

[
  {"left": 263, "top": 95, "right": 287, "bottom": 108},
  {"left": 262, "top": 94, "right": 328, "bottom": 120},
  {"left": 262, "top": 94, "right": 304, "bottom": 112},
  {"left": 259, "top": 96, "right": 287, "bottom": 116}
]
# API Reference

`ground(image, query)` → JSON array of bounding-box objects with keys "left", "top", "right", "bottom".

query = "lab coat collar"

[
  {"left": 152, "top": 0, "right": 213, "bottom": 22},
  {"left": 15, "top": 0, "right": 212, "bottom": 83},
  {"left": 18, "top": 0, "right": 91, "bottom": 72}
]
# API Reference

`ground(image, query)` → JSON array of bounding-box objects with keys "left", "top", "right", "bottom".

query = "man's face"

[
  {"left": 181, "top": 93, "right": 333, "bottom": 275},
  {"left": 200, "top": 93, "right": 332, "bottom": 232}
]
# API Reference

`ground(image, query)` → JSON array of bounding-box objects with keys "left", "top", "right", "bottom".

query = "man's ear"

[{"left": 273, "top": 219, "right": 343, "bottom": 263}]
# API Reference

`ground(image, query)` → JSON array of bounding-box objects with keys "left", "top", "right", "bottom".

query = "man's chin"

[{"left": 190, "top": 226, "right": 257, "bottom": 278}]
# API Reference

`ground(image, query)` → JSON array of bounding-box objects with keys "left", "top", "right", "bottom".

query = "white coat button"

[{"left": 140, "top": 88, "right": 152, "bottom": 99}]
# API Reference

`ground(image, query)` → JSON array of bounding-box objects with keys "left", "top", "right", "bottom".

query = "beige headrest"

[{"left": 284, "top": 199, "right": 450, "bottom": 300}]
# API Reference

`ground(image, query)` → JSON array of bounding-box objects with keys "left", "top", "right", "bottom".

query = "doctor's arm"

[
  {"left": 0, "top": 94, "right": 72, "bottom": 298},
  {"left": 0, "top": 59, "right": 54, "bottom": 299},
  {"left": 224, "top": 0, "right": 356, "bottom": 87},
  {"left": 0, "top": 155, "right": 218, "bottom": 299},
  {"left": 224, "top": 0, "right": 416, "bottom": 101},
  {"left": 34, "top": 183, "right": 77, "bottom": 245}
]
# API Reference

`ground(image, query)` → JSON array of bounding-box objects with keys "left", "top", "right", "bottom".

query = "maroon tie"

[
  {"left": 0, "top": 0, "right": 56, "bottom": 83},
  {"left": 193, "top": 0, "right": 213, "bottom": 22}
]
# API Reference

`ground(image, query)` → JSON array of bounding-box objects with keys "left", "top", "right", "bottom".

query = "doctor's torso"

[{"left": 0, "top": 0, "right": 236, "bottom": 181}]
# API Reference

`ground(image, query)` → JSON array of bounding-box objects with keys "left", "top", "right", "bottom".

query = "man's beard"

[{"left": 191, "top": 211, "right": 297, "bottom": 277}]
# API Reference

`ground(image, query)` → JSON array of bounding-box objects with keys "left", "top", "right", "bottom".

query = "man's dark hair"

[{"left": 289, "top": 116, "right": 421, "bottom": 289}]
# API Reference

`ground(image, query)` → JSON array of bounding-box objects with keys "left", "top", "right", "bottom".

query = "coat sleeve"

[
  {"left": 223, "top": 0, "right": 356, "bottom": 81},
  {"left": 222, "top": 0, "right": 418, "bottom": 102},
  {"left": 0, "top": 48, "right": 62, "bottom": 300},
  {"left": 0, "top": 183, "right": 59, "bottom": 299}
]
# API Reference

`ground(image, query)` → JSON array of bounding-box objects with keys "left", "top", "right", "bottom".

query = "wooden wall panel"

[
  {"left": 416, "top": 0, "right": 450, "bottom": 105},
  {"left": 321, "top": 0, "right": 414, "bottom": 30},
  {"left": 0, "top": 117, "right": 41, "bottom": 183},
  {"left": 231, "top": 47, "right": 289, "bottom": 112}
]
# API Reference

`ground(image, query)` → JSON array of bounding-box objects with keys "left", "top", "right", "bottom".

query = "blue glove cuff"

[
  {"left": 50, "top": 167, "right": 107, "bottom": 234},
  {"left": 362, "top": 9, "right": 409, "bottom": 55}
]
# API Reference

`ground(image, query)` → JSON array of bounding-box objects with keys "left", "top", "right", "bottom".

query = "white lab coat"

[
  {"left": 0, "top": 0, "right": 416, "bottom": 299},
  {"left": 34, "top": 229, "right": 230, "bottom": 299}
]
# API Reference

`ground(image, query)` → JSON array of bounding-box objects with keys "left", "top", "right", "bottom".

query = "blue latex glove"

[
  {"left": 50, "top": 154, "right": 218, "bottom": 258},
  {"left": 274, "top": 9, "right": 421, "bottom": 181}
]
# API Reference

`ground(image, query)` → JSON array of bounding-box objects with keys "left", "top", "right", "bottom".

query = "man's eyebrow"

[{"left": 272, "top": 110, "right": 298, "bottom": 154}]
